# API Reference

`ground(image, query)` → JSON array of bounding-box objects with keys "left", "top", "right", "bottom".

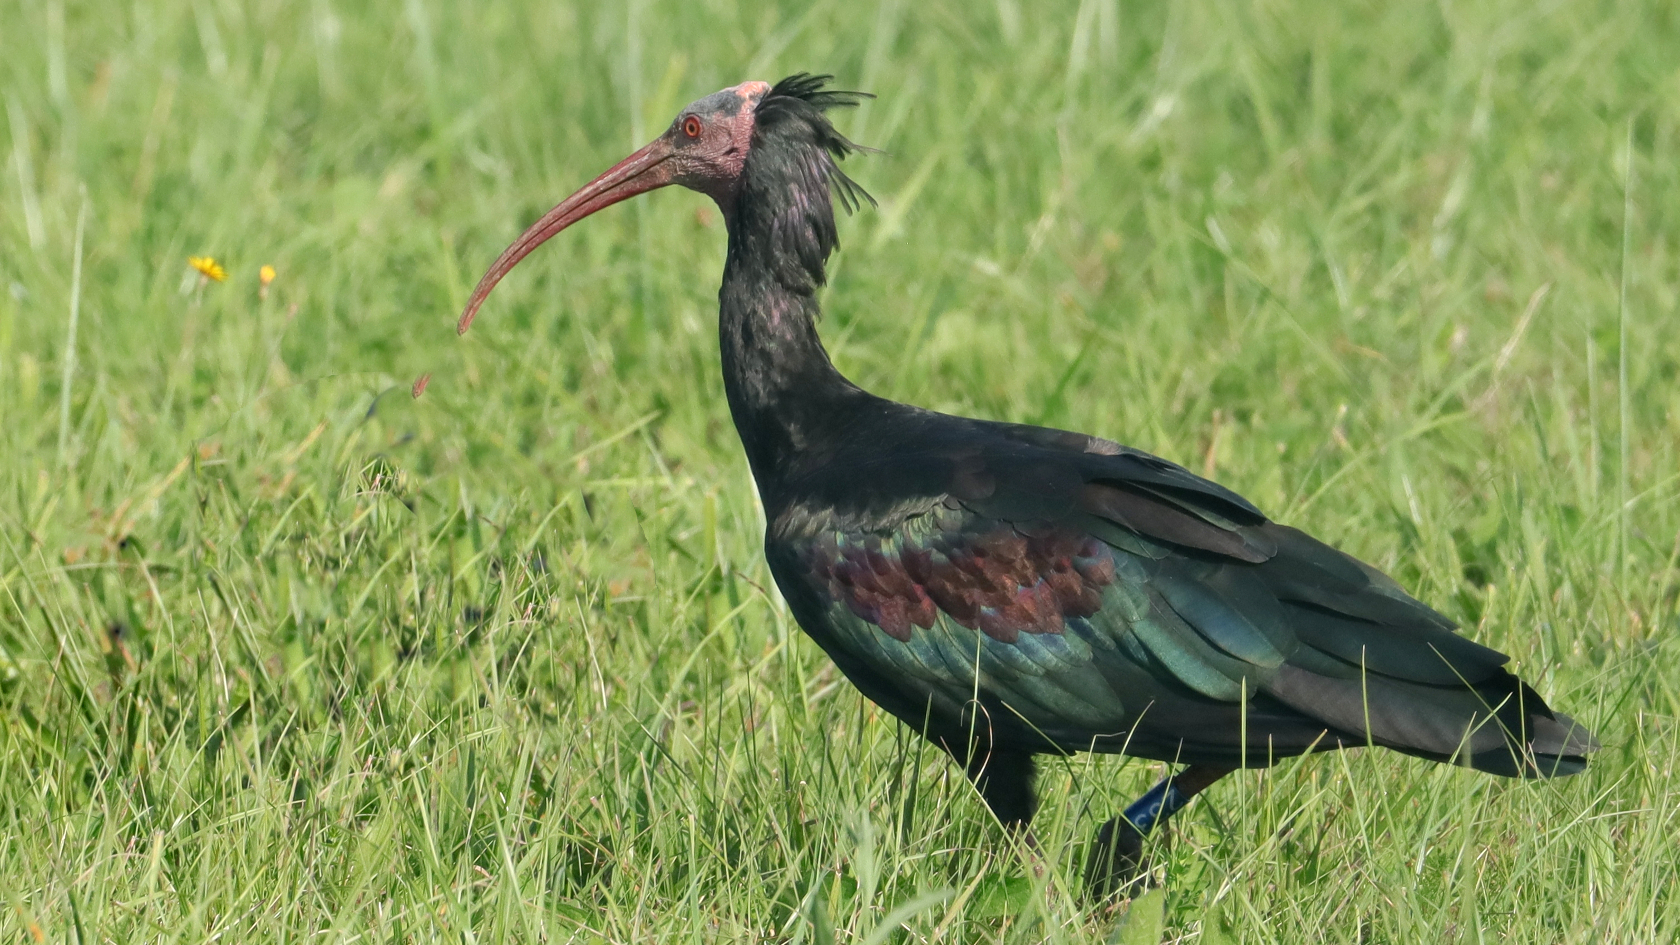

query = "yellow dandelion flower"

[
  {"left": 260, "top": 264, "right": 276, "bottom": 286},
  {"left": 188, "top": 256, "right": 227, "bottom": 282}
]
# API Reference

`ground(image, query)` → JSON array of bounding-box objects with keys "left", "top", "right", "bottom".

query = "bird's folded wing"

[{"left": 775, "top": 433, "right": 1594, "bottom": 771}]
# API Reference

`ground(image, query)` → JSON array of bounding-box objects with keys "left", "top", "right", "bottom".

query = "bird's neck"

[{"left": 715, "top": 191, "right": 871, "bottom": 491}]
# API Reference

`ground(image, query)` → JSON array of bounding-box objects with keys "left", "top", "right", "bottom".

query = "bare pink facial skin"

[
  {"left": 457, "top": 80, "right": 773, "bottom": 335},
  {"left": 664, "top": 80, "right": 770, "bottom": 202}
]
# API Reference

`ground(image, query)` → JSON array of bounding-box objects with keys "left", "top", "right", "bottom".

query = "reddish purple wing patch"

[{"left": 805, "top": 520, "right": 1117, "bottom": 644}]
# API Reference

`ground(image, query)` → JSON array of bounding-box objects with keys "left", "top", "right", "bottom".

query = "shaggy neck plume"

[{"left": 714, "top": 112, "right": 875, "bottom": 492}]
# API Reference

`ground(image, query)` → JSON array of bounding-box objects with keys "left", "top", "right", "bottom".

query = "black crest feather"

[
  {"left": 735, "top": 74, "right": 876, "bottom": 294},
  {"left": 755, "top": 74, "right": 876, "bottom": 215}
]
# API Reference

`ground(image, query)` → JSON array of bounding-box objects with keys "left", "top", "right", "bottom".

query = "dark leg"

[
  {"left": 956, "top": 745, "right": 1044, "bottom": 875},
  {"left": 958, "top": 745, "right": 1038, "bottom": 832},
  {"left": 1086, "top": 764, "right": 1232, "bottom": 901}
]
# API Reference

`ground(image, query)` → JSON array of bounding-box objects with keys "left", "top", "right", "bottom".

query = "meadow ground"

[{"left": 2, "top": 1, "right": 1678, "bottom": 942}]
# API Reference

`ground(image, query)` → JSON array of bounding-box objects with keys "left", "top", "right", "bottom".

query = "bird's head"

[{"left": 457, "top": 74, "right": 869, "bottom": 334}]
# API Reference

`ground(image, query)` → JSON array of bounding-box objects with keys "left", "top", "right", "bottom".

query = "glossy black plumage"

[{"left": 461, "top": 74, "right": 1598, "bottom": 896}]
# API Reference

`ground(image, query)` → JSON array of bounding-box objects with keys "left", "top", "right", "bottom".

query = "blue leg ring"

[{"left": 1120, "top": 776, "right": 1191, "bottom": 836}]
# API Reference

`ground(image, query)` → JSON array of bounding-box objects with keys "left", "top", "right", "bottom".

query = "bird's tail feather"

[{"left": 1265, "top": 664, "right": 1599, "bottom": 778}]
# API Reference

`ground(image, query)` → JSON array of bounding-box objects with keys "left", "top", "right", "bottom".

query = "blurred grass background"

[{"left": 2, "top": 0, "right": 1677, "bottom": 941}]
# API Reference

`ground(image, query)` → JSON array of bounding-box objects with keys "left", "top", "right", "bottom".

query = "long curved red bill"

[{"left": 457, "top": 138, "right": 675, "bottom": 335}]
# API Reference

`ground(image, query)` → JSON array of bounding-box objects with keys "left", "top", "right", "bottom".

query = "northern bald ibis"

[{"left": 458, "top": 75, "right": 1597, "bottom": 898}]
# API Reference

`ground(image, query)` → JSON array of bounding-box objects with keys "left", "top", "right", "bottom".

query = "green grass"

[{"left": 2, "top": 0, "right": 1678, "bottom": 941}]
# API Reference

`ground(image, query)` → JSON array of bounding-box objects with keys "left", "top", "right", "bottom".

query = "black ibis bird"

[{"left": 458, "top": 75, "right": 1597, "bottom": 897}]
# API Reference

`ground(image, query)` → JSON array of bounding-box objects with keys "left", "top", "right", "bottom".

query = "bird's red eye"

[{"left": 682, "top": 116, "right": 702, "bottom": 138}]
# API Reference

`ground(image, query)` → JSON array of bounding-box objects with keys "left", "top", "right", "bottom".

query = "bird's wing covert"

[{"left": 781, "top": 501, "right": 1296, "bottom": 744}]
